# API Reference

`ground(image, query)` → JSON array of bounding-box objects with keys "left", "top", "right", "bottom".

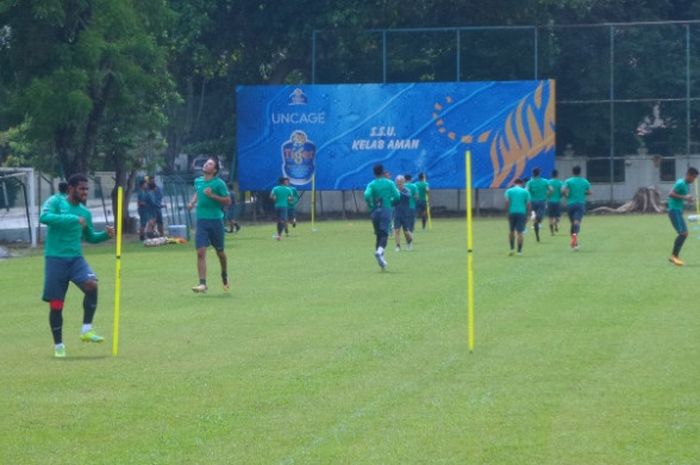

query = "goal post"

[{"left": 0, "top": 167, "right": 37, "bottom": 247}]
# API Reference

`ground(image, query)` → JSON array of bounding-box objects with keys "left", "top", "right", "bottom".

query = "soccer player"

[
  {"left": 562, "top": 165, "right": 592, "bottom": 250},
  {"left": 364, "top": 164, "right": 400, "bottom": 270},
  {"left": 404, "top": 174, "right": 418, "bottom": 235},
  {"left": 40, "top": 174, "right": 115, "bottom": 358},
  {"left": 283, "top": 177, "right": 300, "bottom": 235},
  {"left": 505, "top": 178, "right": 531, "bottom": 256},
  {"left": 547, "top": 169, "right": 563, "bottom": 235},
  {"left": 667, "top": 166, "right": 699, "bottom": 266},
  {"left": 525, "top": 167, "right": 549, "bottom": 242},
  {"left": 393, "top": 175, "right": 414, "bottom": 251},
  {"left": 136, "top": 179, "right": 151, "bottom": 241},
  {"left": 187, "top": 158, "right": 231, "bottom": 293},
  {"left": 270, "top": 176, "right": 294, "bottom": 240},
  {"left": 414, "top": 172, "right": 430, "bottom": 230},
  {"left": 226, "top": 183, "right": 241, "bottom": 233}
]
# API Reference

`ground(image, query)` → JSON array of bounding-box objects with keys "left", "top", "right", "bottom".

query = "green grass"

[{"left": 2, "top": 215, "right": 699, "bottom": 465}]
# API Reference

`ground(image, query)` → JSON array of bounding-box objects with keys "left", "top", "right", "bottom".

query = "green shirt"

[
  {"left": 415, "top": 181, "right": 429, "bottom": 201},
  {"left": 504, "top": 186, "right": 531, "bottom": 214},
  {"left": 195, "top": 176, "right": 229, "bottom": 219},
  {"left": 271, "top": 185, "right": 294, "bottom": 208},
  {"left": 40, "top": 194, "right": 109, "bottom": 257},
  {"left": 547, "top": 178, "right": 563, "bottom": 202},
  {"left": 526, "top": 176, "right": 549, "bottom": 201},
  {"left": 668, "top": 178, "right": 690, "bottom": 211},
  {"left": 405, "top": 182, "right": 418, "bottom": 209},
  {"left": 364, "top": 177, "right": 400, "bottom": 211},
  {"left": 288, "top": 186, "right": 300, "bottom": 208},
  {"left": 563, "top": 176, "right": 591, "bottom": 206}
]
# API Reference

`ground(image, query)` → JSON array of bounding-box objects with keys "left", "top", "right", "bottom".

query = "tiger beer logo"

[
  {"left": 433, "top": 80, "right": 555, "bottom": 188},
  {"left": 281, "top": 130, "right": 316, "bottom": 185}
]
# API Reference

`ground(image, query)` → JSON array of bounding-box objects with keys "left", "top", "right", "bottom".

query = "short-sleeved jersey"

[
  {"left": 526, "top": 176, "right": 549, "bottom": 201},
  {"left": 364, "top": 178, "right": 400, "bottom": 212},
  {"left": 415, "top": 181, "right": 429, "bottom": 201},
  {"left": 405, "top": 182, "right": 418, "bottom": 209},
  {"left": 504, "top": 186, "right": 531, "bottom": 214},
  {"left": 40, "top": 194, "right": 109, "bottom": 258},
  {"left": 194, "top": 176, "right": 229, "bottom": 219},
  {"left": 288, "top": 186, "right": 300, "bottom": 207},
  {"left": 563, "top": 176, "right": 591, "bottom": 206},
  {"left": 547, "top": 178, "right": 564, "bottom": 202},
  {"left": 668, "top": 178, "right": 690, "bottom": 211},
  {"left": 271, "top": 185, "right": 294, "bottom": 208}
]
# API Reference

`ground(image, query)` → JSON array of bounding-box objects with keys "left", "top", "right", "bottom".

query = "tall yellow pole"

[
  {"left": 426, "top": 190, "right": 433, "bottom": 230},
  {"left": 311, "top": 174, "right": 316, "bottom": 231},
  {"left": 465, "top": 151, "right": 475, "bottom": 352},
  {"left": 112, "top": 186, "right": 124, "bottom": 356},
  {"left": 695, "top": 178, "right": 699, "bottom": 215}
]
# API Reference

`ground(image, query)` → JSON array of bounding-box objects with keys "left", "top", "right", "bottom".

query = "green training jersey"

[
  {"left": 195, "top": 176, "right": 229, "bottom": 220},
  {"left": 668, "top": 178, "right": 690, "bottom": 211},
  {"left": 563, "top": 176, "right": 591, "bottom": 206},
  {"left": 547, "top": 178, "right": 563, "bottom": 202},
  {"left": 415, "top": 181, "right": 429, "bottom": 201},
  {"left": 504, "top": 186, "right": 531, "bottom": 214},
  {"left": 364, "top": 177, "right": 400, "bottom": 211},
  {"left": 526, "top": 176, "right": 549, "bottom": 201},
  {"left": 40, "top": 194, "right": 109, "bottom": 258},
  {"left": 271, "top": 185, "right": 294, "bottom": 208},
  {"left": 405, "top": 182, "right": 418, "bottom": 209},
  {"left": 288, "top": 186, "right": 300, "bottom": 208}
]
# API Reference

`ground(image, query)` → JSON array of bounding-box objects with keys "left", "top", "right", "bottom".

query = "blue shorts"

[
  {"left": 668, "top": 209, "right": 688, "bottom": 234},
  {"left": 43, "top": 256, "right": 97, "bottom": 301},
  {"left": 287, "top": 207, "right": 296, "bottom": 219},
  {"left": 195, "top": 218, "right": 225, "bottom": 251},
  {"left": 371, "top": 208, "right": 393, "bottom": 236},
  {"left": 532, "top": 201, "right": 546, "bottom": 220},
  {"left": 567, "top": 203, "right": 585, "bottom": 222},
  {"left": 394, "top": 210, "right": 414, "bottom": 232},
  {"left": 508, "top": 213, "right": 527, "bottom": 233},
  {"left": 548, "top": 202, "right": 561, "bottom": 218},
  {"left": 416, "top": 200, "right": 427, "bottom": 215},
  {"left": 275, "top": 207, "right": 288, "bottom": 222}
]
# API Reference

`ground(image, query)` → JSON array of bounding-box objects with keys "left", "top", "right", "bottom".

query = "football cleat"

[
  {"left": 192, "top": 284, "right": 208, "bottom": 293},
  {"left": 80, "top": 330, "right": 104, "bottom": 343}
]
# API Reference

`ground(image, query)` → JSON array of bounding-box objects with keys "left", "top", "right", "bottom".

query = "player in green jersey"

[
  {"left": 364, "top": 164, "right": 400, "bottom": 270},
  {"left": 546, "top": 169, "right": 563, "bottom": 235},
  {"left": 504, "top": 178, "right": 532, "bottom": 256},
  {"left": 187, "top": 158, "right": 231, "bottom": 293},
  {"left": 283, "top": 177, "right": 300, "bottom": 235},
  {"left": 667, "top": 167, "right": 699, "bottom": 266},
  {"left": 40, "top": 174, "right": 115, "bottom": 358},
  {"left": 562, "top": 166, "right": 592, "bottom": 250},
  {"left": 270, "top": 177, "right": 294, "bottom": 240},
  {"left": 414, "top": 173, "right": 430, "bottom": 230},
  {"left": 525, "top": 167, "right": 549, "bottom": 242}
]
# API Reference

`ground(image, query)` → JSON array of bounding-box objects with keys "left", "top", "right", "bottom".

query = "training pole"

[
  {"left": 465, "top": 150, "right": 475, "bottom": 352},
  {"left": 695, "top": 179, "right": 699, "bottom": 215},
  {"left": 112, "top": 186, "right": 124, "bottom": 356},
  {"left": 426, "top": 190, "right": 433, "bottom": 230},
  {"left": 311, "top": 174, "right": 317, "bottom": 231}
]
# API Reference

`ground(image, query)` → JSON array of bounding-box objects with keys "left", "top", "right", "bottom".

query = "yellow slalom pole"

[
  {"left": 465, "top": 150, "right": 475, "bottom": 352},
  {"left": 695, "top": 179, "right": 699, "bottom": 215},
  {"left": 112, "top": 186, "right": 124, "bottom": 356},
  {"left": 426, "top": 190, "right": 433, "bottom": 230},
  {"left": 311, "top": 174, "right": 316, "bottom": 231}
]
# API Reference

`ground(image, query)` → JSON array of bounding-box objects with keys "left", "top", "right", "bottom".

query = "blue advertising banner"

[{"left": 237, "top": 80, "right": 555, "bottom": 190}]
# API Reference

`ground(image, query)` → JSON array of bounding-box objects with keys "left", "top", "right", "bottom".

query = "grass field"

[{"left": 2, "top": 215, "right": 699, "bottom": 465}]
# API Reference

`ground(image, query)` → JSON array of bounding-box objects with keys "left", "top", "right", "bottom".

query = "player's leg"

[
  {"left": 211, "top": 219, "right": 229, "bottom": 290},
  {"left": 508, "top": 215, "right": 516, "bottom": 254},
  {"left": 192, "top": 220, "right": 209, "bottom": 292},
  {"left": 669, "top": 210, "right": 688, "bottom": 265},
  {"left": 43, "top": 257, "right": 70, "bottom": 357},
  {"left": 516, "top": 214, "right": 525, "bottom": 254}
]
